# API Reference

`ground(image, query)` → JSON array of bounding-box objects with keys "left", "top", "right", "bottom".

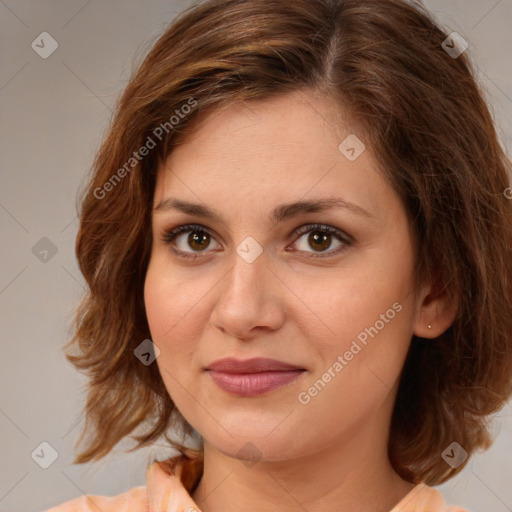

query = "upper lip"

[{"left": 206, "top": 357, "right": 305, "bottom": 374}]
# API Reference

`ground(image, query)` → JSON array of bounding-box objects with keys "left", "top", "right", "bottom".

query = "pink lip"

[{"left": 205, "top": 357, "right": 306, "bottom": 397}]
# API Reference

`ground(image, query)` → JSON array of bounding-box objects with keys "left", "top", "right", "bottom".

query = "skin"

[{"left": 143, "top": 89, "right": 457, "bottom": 512}]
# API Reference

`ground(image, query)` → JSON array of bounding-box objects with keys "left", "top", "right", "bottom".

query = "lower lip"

[{"left": 207, "top": 370, "right": 305, "bottom": 396}]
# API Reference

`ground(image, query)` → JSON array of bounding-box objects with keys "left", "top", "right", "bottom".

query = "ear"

[{"left": 413, "top": 279, "right": 459, "bottom": 339}]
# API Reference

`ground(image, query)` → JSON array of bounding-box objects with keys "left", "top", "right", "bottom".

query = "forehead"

[{"left": 153, "top": 90, "right": 397, "bottom": 224}]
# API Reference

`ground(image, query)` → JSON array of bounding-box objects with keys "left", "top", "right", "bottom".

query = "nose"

[{"left": 210, "top": 247, "right": 286, "bottom": 340}]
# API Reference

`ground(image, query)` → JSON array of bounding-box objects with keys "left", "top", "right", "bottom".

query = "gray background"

[{"left": 1, "top": 1, "right": 511, "bottom": 511}]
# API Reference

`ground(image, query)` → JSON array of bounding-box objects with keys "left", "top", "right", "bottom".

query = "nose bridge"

[
  {"left": 223, "top": 240, "right": 269, "bottom": 304},
  {"left": 211, "top": 239, "right": 284, "bottom": 337}
]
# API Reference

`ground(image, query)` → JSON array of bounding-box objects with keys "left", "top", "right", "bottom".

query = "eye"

[
  {"left": 160, "top": 224, "right": 220, "bottom": 259},
  {"left": 290, "top": 223, "right": 351, "bottom": 258},
  {"left": 160, "top": 223, "right": 352, "bottom": 260}
]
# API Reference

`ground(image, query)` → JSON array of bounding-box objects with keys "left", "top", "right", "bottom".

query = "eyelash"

[{"left": 159, "top": 223, "right": 353, "bottom": 260}]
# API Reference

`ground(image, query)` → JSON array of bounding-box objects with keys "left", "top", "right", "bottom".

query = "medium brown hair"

[{"left": 64, "top": 0, "right": 512, "bottom": 485}]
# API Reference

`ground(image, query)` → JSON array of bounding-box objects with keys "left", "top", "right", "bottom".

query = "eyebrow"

[{"left": 153, "top": 196, "right": 373, "bottom": 226}]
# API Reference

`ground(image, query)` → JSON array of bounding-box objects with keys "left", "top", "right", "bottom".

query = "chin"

[{"left": 202, "top": 426, "right": 309, "bottom": 464}]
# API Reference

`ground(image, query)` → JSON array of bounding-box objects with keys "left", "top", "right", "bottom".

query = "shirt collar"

[{"left": 145, "top": 450, "right": 204, "bottom": 511}]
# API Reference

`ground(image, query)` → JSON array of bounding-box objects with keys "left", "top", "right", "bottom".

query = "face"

[{"left": 144, "top": 89, "right": 421, "bottom": 463}]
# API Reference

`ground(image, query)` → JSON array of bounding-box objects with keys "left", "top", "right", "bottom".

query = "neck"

[{"left": 191, "top": 412, "right": 415, "bottom": 512}]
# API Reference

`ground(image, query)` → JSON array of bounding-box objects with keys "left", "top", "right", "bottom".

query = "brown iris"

[
  {"left": 308, "top": 231, "right": 331, "bottom": 252},
  {"left": 188, "top": 231, "right": 210, "bottom": 251}
]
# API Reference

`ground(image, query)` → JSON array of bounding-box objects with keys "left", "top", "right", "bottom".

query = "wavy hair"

[{"left": 63, "top": 0, "right": 512, "bottom": 485}]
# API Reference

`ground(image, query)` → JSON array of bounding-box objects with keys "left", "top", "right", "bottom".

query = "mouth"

[{"left": 205, "top": 357, "right": 306, "bottom": 397}]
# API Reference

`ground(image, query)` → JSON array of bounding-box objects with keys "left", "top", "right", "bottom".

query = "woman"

[{"left": 46, "top": 0, "right": 512, "bottom": 510}]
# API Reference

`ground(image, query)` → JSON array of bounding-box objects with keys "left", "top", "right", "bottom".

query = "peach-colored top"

[{"left": 45, "top": 453, "right": 467, "bottom": 512}]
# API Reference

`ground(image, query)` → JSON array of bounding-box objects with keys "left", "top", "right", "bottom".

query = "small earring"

[{"left": 427, "top": 324, "right": 432, "bottom": 329}]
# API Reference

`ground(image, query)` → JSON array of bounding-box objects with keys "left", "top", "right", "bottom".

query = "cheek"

[
  {"left": 292, "top": 248, "right": 415, "bottom": 349},
  {"left": 144, "top": 251, "right": 201, "bottom": 336},
  {"left": 143, "top": 259, "right": 199, "bottom": 405},
  {"left": 291, "top": 240, "right": 416, "bottom": 400},
  {"left": 143, "top": 253, "right": 216, "bottom": 371},
  {"left": 294, "top": 284, "right": 414, "bottom": 429}
]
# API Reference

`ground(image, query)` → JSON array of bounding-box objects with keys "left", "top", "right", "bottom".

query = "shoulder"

[
  {"left": 43, "top": 484, "right": 146, "bottom": 512},
  {"left": 391, "top": 483, "right": 468, "bottom": 512}
]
